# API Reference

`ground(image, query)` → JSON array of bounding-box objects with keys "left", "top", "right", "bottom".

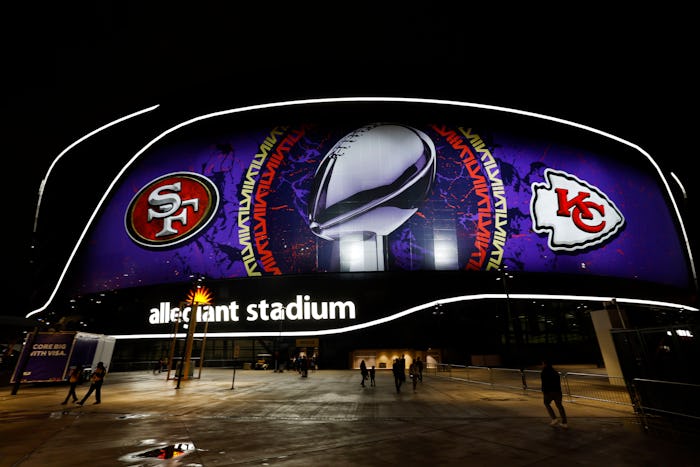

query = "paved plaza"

[{"left": 1, "top": 368, "right": 698, "bottom": 466}]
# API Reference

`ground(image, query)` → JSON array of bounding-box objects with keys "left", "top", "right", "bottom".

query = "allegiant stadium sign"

[{"left": 149, "top": 295, "right": 356, "bottom": 325}]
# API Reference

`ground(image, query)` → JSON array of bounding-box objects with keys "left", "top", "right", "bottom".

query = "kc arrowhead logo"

[
  {"left": 125, "top": 172, "right": 220, "bottom": 248},
  {"left": 530, "top": 169, "right": 625, "bottom": 252}
]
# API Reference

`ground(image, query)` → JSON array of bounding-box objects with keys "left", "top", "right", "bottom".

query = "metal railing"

[
  {"left": 431, "top": 363, "right": 633, "bottom": 408},
  {"left": 631, "top": 378, "right": 700, "bottom": 440},
  {"left": 430, "top": 363, "right": 700, "bottom": 438},
  {"left": 563, "top": 371, "right": 631, "bottom": 407}
]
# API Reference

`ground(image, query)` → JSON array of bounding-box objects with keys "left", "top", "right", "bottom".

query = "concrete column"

[{"left": 590, "top": 309, "right": 625, "bottom": 385}]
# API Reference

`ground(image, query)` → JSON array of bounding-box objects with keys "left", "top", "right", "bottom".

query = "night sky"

[{"left": 9, "top": 5, "right": 698, "bottom": 317}]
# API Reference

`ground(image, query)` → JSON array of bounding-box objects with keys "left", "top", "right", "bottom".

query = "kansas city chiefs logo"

[
  {"left": 530, "top": 169, "right": 624, "bottom": 251},
  {"left": 125, "top": 172, "right": 219, "bottom": 248}
]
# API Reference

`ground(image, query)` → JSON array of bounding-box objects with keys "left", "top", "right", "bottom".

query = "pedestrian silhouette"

[
  {"left": 369, "top": 365, "right": 376, "bottom": 387},
  {"left": 392, "top": 358, "right": 404, "bottom": 393},
  {"left": 78, "top": 362, "right": 107, "bottom": 405},
  {"left": 409, "top": 361, "right": 418, "bottom": 391},
  {"left": 300, "top": 356, "right": 309, "bottom": 377},
  {"left": 61, "top": 365, "right": 82, "bottom": 404},
  {"left": 541, "top": 359, "right": 568, "bottom": 428},
  {"left": 153, "top": 357, "right": 166, "bottom": 374},
  {"left": 360, "top": 360, "right": 368, "bottom": 387}
]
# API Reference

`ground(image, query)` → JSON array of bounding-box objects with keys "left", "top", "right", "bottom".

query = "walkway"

[{"left": 1, "top": 368, "right": 698, "bottom": 466}]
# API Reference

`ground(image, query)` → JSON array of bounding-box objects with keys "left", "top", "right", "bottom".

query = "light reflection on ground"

[{"left": 118, "top": 441, "right": 195, "bottom": 464}]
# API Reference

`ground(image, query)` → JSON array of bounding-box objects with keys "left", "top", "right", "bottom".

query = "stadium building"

[{"left": 25, "top": 97, "right": 698, "bottom": 380}]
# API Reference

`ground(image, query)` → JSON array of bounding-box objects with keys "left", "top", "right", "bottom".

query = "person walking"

[
  {"left": 77, "top": 362, "right": 107, "bottom": 405},
  {"left": 300, "top": 356, "right": 309, "bottom": 377},
  {"left": 153, "top": 357, "right": 166, "bottom": 374},
  {"left": 416, "top": 357, "right": 423, "bottom": 382},
  {"left": 61, "top": 365, "right": 82, "bottom": 404},
  {"left": 392, "top": 358, "right": 404, "bottom": 393},
  {"left": 369, "top": 365, "right": 376, "bottom": 387},
  {"left": 541, "top": 359, "right": 568, "bottom": 428},
  {"left": 409, "top": 361, "right": 418, "bottom": 391},
  {"left": 360, "top": 360, "right": 368, "bottom": 387}
]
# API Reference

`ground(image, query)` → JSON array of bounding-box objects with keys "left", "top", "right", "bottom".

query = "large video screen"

[{"left": 60, "top": 100, "right": 692, "bottom": 299}]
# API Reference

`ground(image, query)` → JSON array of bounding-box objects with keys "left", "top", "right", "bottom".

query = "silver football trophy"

[{"left": 308, "top": 123, "right": 436, "bottom": 271}]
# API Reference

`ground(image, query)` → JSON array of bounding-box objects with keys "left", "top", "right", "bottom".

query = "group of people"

[
  {"left": 65, "top": 357, "right": 568, "bottom": 429},
  {"left": 359, "top": 360, "right": 375, "bottom": 387},
  {"left": 358, "top": 355, "right": 567, "bottom": 429},
  {"left": 62, "top": 361, "right": 107, "bottom": 406},
  {"left": 291, "top": 355, "right": 317, "bottom": 376},
  {"left": 359, "top": 356, "right": 427, "bottom": 393}
]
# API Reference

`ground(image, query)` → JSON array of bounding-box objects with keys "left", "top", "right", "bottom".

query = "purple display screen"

[{"left": 66, "top": 107, "right": 691, "bottom": 296}]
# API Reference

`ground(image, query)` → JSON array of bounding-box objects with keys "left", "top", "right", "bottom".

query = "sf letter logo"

[
  {"left": 530, "top": 169, "right": 624, "bottom": 251},
  {"left": 125, "top": 172, "right": 220, "bottom": 248},
  {"left": 147, "top": 182, "right": 199, "bottom": 238}
]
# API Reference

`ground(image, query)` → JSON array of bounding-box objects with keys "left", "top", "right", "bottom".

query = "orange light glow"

[{"left": 187, "top": 286, "right": 213, "bottom": 305}]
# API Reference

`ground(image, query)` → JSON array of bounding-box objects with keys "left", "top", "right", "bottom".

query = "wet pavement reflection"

[{"left": 1, "top": 368, "right": 698, "bottom": 466}]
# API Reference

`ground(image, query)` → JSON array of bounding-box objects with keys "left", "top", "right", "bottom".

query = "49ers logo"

[
  {"left": 125, "top": 172, "right": 219, "bottom": 248},
  {"left": 530, "top": 169, "right": 625, "bottom": 251}
]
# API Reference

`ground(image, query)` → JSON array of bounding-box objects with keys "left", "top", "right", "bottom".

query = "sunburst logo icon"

[{"left": 187, "top": 286, "right": 213, "bottom": 305}]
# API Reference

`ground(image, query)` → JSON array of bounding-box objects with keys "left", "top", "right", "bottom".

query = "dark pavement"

[{"left": 1, "top": 368, "right": 698, "bottom": 466}]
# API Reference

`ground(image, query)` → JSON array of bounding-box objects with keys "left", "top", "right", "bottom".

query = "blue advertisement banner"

[{"left": 12, "top": 332, "right": 75, "bottom": 383}]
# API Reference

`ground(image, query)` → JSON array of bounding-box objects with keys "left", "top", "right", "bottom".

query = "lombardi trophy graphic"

[{"left": 308, "top": 123, "right": 437, "bottom": 271}]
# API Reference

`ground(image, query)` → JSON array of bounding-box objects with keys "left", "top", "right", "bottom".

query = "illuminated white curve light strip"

[
  {"left": 669, "top": 172, "right": 688, "bottom": 200},
  {"left": 109, "top": 293, "right": 699, "bottom": 340},
  {"left": 32, "top": 104, "right": 160, "bottom": 233},
  {"left": 27, "top": 97, "right": 698, "bottom": 320}
]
